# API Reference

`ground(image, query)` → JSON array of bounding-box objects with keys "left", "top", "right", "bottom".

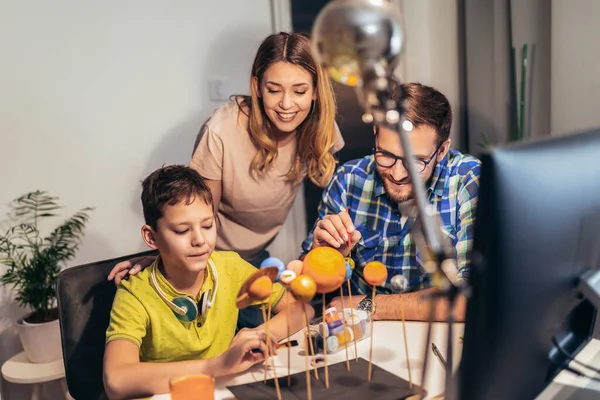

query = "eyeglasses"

[{"left": 374, "top": 143, "right": 443, "bottom": 173}]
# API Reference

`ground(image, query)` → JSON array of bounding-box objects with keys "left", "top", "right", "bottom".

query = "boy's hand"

[
  {"left": 217, "top": 328, "right": 274, "bottom": 376},
  {"left": 249, "top": 326, "right": 281, "bottom": 353},
  {"left": 108, "top": 256, "right": 156, "bottom": 285},
  {"left": 312, "top": 211, "right": 361, "bottom": 257}
]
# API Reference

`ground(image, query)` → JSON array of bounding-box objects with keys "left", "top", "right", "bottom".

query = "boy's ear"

[{"left": 141, "top": 225, "right": 159, "bottom": 250}]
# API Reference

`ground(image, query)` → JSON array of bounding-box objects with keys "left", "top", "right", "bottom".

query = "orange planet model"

[
  {"left": 302, "top": 247, "right": 346, "bottom": 293},
  {"left": 363, "top": 261, "right": 388, "bottom": 286},
  {"left": 236, "top": 266, "right": 278, "bottom": 309},
  {"left": 289, "top": 274, "right": 317, "bottom": 302},
  {"left": 248, "top": 276, "right": 272, "bottom": 300}
]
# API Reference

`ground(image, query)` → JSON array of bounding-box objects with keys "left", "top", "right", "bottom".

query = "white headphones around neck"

[{"left": 150, "top": 259, "right": 219, "bottom": 324}]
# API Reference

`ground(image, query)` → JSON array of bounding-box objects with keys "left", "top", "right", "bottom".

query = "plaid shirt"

[{"left": 300, "top": 148, "right": 481, "bottom": 295}]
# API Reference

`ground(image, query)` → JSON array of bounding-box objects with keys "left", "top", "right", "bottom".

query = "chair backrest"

[{"left": 56, "top": 250, "right": 157, "bottom": 400}]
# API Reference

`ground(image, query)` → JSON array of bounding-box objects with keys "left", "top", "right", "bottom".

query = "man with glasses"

[{"left": 299, "top": 82, "right": 481, "bottom": 321}]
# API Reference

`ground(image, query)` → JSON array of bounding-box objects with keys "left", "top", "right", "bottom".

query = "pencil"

[{"left": 431, "top": 343, "right": 447, "bottom": 369}]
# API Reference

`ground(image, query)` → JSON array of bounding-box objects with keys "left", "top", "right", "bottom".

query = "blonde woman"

[{"left": 109, "top": 32, "right": 343, "bottom": 328}]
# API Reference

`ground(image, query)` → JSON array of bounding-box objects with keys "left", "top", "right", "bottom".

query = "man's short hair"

[
  {"left": 389, "top": 82, "right": 453, "bottom": 144},
  {"left": 141, "top": 165, "right": 213, "bottom": 229}
]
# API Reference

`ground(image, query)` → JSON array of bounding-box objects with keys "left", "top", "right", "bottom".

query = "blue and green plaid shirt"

[{"left": 300, "top": 148, "right": 481, "bottom": 295}]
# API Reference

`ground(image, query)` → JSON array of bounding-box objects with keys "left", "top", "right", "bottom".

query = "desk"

[
  {"left": 150, "top": 321, "right": 600, "bottom": 400},
  {"left": 152, "top": 320, "right": 463, "bottom": 400},
  {"left": 1, "top": 351, "right": 73, "bottom": 400},
  {"left": 536, "top": 339, "right": 600, "bottom": 399}
]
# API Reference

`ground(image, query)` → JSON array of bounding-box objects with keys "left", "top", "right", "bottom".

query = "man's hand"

[
  {"left": 312, "top": 211, "right": 362, "bottom": 257},
  {"left": 107, "top": 256, "right": 156, "bottom": 285},
  {"left": 216, "top": 328, "right": 276, "bottom": 376},
  {"left": 327, "top": 294, "right": 366, "bottom": 313}
]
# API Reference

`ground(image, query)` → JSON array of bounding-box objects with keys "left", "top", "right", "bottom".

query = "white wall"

[
  {"left": 551, "top": 1, "right": 600, "bottom": 338},
  {"left": 512, "top": 0, "right": 551, "bottom": 139},
  {"left": 0, "top": 1, "right": 280, "bottom": 398},
  {"left": 396, "top": 0, "right": 461, "bottom": 145},
  {"left": 551, "top": 0, "right": 600, "bottom": 135}
]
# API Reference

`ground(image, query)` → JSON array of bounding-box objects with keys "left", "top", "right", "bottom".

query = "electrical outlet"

[{"left": 207, "top": 78, "right": 230, "bottom": 102}]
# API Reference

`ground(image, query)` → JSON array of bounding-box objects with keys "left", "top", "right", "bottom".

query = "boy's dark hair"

[
  {"left": 382, "top": 82, "right": 453, "bottom": 144},
  {"left": 141, "top": 165, "right": 213, "bottom": 229}
]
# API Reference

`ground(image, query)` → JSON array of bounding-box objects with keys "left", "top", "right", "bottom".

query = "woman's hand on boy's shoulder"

[{"left": 108, "top": 256, "right": 156, "bottom": 285}]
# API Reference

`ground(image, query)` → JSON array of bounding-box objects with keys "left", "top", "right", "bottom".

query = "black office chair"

[{"left": 56, "top": 249, "right": 157, "bottom": 400}]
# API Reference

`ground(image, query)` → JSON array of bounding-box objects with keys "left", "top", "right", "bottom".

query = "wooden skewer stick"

[
  {"left": 322, "top": 294, "right": 330, "bottom": 389},
  {"left": 400, "top": 295, "right": 413, "bottom": 388},
  {"left": 264, "top": 295, "right": 275, "bottom": 383},
  {"left": 264, "top": 294, "right": 281, "bottom": 399},
  {"left": 304, "top": 309, "right": 319, "bottom": 380},
  {"left": 347, "top": 280, "right": 358, "bottom": 362},
  {"left": 346, "top": 209, "right": 355, "bottom": 365},
  {"left": 302, "top": 307, "right": 313, "bottom": 400},
  {"left": 340, "top": 287, "right": 350, "bottom": 371},
  {"left": 261, "top": 306, "right": 270, "bottom": 383},
  {"left": 368, "top": 286, "right": 376, "bottom": 382},
  {"left": 344, "top": 229, "right": 353, "bottom": 366},
  {"left": 271, "top": 352, "right": 282, "bottom": 400},
  {"left": 286, "top": 294, "right": 292, "bottom": 386}
]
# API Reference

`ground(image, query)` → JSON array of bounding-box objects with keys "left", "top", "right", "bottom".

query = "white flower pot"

[{"left": 16, "top": 317, "right": 63, "bottom": 363}]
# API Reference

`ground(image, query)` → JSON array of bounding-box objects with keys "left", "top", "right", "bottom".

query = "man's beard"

[
  {"left": 379, "top": 169, "right": 435, "bottom": 203},
  {"left": 382, "top": 175, "right": 413, "bottom": 203}
]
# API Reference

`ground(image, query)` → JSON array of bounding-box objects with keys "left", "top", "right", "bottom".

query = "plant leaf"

[{"left": 0, "top": 192, "right": 93, "bottom": 316}]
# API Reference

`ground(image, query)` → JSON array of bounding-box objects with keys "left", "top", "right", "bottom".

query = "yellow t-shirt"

[{"left": 105, "top": 251, "right": 285, "bottom": 362}]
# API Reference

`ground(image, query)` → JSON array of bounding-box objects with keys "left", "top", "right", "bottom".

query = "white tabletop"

[
  {"left": 152, "top": 320, "right": 463, "bottom": 400},
  {"left": 1, "top": 351, "right": 66, "bottom": 384},
  {"left": 151, "top": 321, "right": 600, "bottom": 400},
  {"left": 536, "top": 338, "right": 600, "bottom": 400}
]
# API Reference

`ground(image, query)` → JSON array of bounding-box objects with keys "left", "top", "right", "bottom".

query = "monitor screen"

[{"left": 459, "top": 129, "right": 600, "bottom": 399}]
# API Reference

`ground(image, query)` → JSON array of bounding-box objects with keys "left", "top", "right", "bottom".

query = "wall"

[
  {"left": 0, "top": 1, "right": 279, "bottom": 398},
  {"left": 552, "top": 0, "right": 600, "bottom": 340},
  {"left": 397, "top": 0, "right": 461, "bottom": 146},
  {"left": 512, "top": 0, "right": 551, "bottom": 140},
  {"left": 551, "top": 0, "right": 600, "bottom": 135}
]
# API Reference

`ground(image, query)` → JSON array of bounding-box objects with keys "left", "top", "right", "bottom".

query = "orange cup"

[{"left": 170, "top": 375, "right": 215, "bottom": 400}]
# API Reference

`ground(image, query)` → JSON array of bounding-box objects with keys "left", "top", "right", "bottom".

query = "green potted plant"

[{"left": 0, "top": 190, "right": 93, "bottom": 363}]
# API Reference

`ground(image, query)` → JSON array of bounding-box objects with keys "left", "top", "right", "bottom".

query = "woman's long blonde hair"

[{"left": 236, "top": 32, "right": 338, "bottom": 188}]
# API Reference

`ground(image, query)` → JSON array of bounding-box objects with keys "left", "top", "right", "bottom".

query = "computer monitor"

[{"left": 458, "top": 128, "right": 600, "bottom": 400}]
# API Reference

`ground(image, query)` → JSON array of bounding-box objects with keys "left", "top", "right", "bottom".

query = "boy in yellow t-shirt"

[{"left": 103, "top": 165, "right": 312, "bottom": 399}]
